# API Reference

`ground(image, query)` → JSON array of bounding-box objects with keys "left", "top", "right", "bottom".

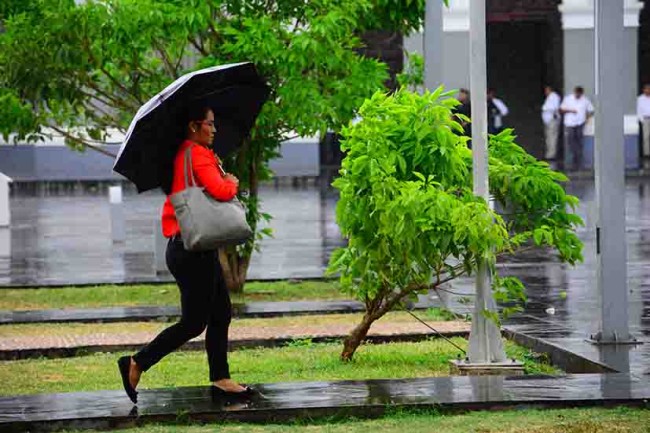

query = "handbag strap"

[
  {"left": 183, "top": 144, "right": 229, "bottom": 188},
  {"left": 183, "top": 145, "right": 197, "bottom": 188}
]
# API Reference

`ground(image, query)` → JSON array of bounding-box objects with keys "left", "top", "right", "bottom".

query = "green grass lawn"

[
  {"left": 0, "top": 280, "right": 346, "bottom": 311},
  {"left": 0, "top": 339, "right": 555, "bottom": 396},
  {"left": 0, "top": 308, "right": 461, "bottom": 338},
  {"left": 59, "top": 407, "right": 650, "bottom": 433}
]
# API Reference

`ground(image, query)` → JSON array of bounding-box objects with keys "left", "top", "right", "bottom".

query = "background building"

[{"left": 405, "top": 0, "right": 647, "bottom": 159}]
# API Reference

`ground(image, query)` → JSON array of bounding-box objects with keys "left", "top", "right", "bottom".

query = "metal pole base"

[
  {"left": 450, "top": 358, "right": 524, "bottom": 376},
  {"left": 586, "top": 331, "right": 644, "bottom": 346}
]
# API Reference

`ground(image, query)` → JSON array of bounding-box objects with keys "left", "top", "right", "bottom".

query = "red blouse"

[{"left": 161, "top": 140, "right": 238, "bottom": 238}]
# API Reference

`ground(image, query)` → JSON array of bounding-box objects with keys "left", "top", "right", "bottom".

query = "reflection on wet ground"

[
  {"left": 1, "top": 374, "right": 648, "bottom": 430},
  {"left": 437, "top": 178, "right": 650, "bottom": 376},
  {"left": 0, "top": 296, "right": 440, "bottom": 324},
  {"left": 1, "top": 179, "right": 650, "bottom": 429},
  {"left": 4, "top": 178, "right": 639, "bottom": 287},
  {"left": 0, "top": 184, "right": 342, "bottom": 286},
  {"left": 1, "top": 178, "right": 649, "bottom": 375}
]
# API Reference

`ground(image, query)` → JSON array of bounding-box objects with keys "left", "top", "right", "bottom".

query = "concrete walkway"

[
  {"left": 1, "top": 374, "right": 648, "bottom": 432},
  {"left": 0, "top": 297, "right": 441, "bottom": 324}
]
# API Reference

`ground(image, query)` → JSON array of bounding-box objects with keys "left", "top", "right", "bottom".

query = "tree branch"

[
  {"left": 188, "top": 37, "right": 209, "bottom": 56},
  {"left": 496, "top": 245, "right": 537, "bottom": 259},
  {"left": 82, "top": 80, "right": 136, "bottom": 112},
  {"left": 174, "top": 44, "right": 186, "bottom": 73},
  {"left": 82, "top": 37, "right": 143, "bottom": 106},
  {"left": 281, "top": 134, "right": 300, "bottom": 142},
  {"left": 154, "top": 42, "right": 179, "bottom": 79},
  {"left": 49, "top": 125, "right": 117, "bottom": 158},
  {"left": 99, "top": 66, "right": 144, "bottom": 105},
  {"left": 78, "top": 90, "right": 118, "bottom": 115}
]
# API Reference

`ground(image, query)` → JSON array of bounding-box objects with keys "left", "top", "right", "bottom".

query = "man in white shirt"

[
  {"left": 487, "top": 89, "right": 509, "bottom": 134},
  {"left": 560, "top": 86, "right": 594, "bottom": 170},
  {"left": 541, "top": 85, "right": 561, "bottom": 160},
  {"left": 637, "top": 84, "right": 650, "bottom": 158}
]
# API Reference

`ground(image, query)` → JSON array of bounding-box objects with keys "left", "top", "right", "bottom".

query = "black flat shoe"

[
  {"left": 117, "top": 356, "right": 138, "bottom": 404},
  {"left": 210, "top": 385, "right": 256, "bottom": 399}
]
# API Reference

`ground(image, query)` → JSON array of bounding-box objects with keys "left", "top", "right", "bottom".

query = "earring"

[{"left": 191, "top": 128, "right": 196, "bottom": 133}]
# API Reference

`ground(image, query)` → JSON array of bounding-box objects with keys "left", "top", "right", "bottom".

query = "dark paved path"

[
  {"left": 2, "top": 177, "right": 642, "bottom": 289},
  {"left": 0, "top": 184, "right": 342, "bottom": 286},
  {"left": 1, "top": 374, "right": 648, "bottom": 432},
  {"left": 0, "top": 180, "right": 648, "bottom": 431},
  {"left": 2, "top": 178, "right": 650, "bottom": 374},
  {"left": 0, "top": 296, "right": 440, "bottom": 324}
]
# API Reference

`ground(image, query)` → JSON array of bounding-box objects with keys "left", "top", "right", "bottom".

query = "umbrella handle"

[{"left": 217, "top": 163, "right": 227, "bottom": 176}]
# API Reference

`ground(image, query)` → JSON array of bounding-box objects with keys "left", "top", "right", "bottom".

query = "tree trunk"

[
  {"left": 218, "top": 248, "right": 247, "bottom": 293},
  {"left": 217, "top": 138, "right": 259, "bottom": 294},
  {"left": 340, "top": 290, "right": 414, "bottom": 361},
  {"left": 341, "top": 312, "right": 377, "bottom": 361}
]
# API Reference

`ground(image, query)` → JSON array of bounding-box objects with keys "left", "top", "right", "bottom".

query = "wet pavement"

[
  {"left": 0, "top": 295, "right": 440, "bottom": 324},
  {"left": 0, "top": 183, "right": 342, "bottom": 286},
  {"left": 1, "top": 374, "right": 648, "bottom": 432},
  {"left": 1, "top": 178, "right": 648, "bottom": 288},
  {"left": 2, "top": 178, "right": 650, "bottom": 374},
  {"left": 2, "top": 179, "right": 650, "bottom": 430}
]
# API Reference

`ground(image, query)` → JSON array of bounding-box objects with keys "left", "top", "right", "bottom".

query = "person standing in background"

[
  {"left": 637, "top": 84, "right": 650, "bottom": 159},
  {"left": 453, "top": 88, "right": 471, "bottom": 137},
  {"left": 541, "top": 85, "right": 561, "bottom": 160},
  {"left": 487, "top": 89, "right": 508, "bottom": 134},
  {"left": 560, "top": 86, "right": 594, "bottom": 170}
]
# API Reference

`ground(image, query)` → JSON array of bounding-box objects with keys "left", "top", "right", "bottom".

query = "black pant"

[
  {"left": 564, "top": 124, "right": 585, "bottom": 170},
  {"left": 133, "top": 237, "right": 232, "bottom": 381}
]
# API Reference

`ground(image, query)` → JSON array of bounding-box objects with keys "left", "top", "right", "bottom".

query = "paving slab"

[
  {"left": 0, "top": 374, "right": 648, "bottom": 432},
  {"left": 0, "top": 185, "right": 341, "bottom": 287},
  {"left": 1, "top": 177, "right": 646, "bottom": 288},
  {"left": 0, "top": 297, "right": 440, "bottom": 325}
]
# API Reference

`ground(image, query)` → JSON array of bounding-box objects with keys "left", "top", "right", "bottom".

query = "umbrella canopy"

[{"left": 113, "top": 62, "right": 270, "bottom": 193}]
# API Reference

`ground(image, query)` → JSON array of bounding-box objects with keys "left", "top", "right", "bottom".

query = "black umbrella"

[{"left": 113, "top": 62, "right": 270, "bottom": 193}]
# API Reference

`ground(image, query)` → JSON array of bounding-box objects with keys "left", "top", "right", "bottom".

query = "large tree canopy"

[{"left": 0, "top": 0, "right": 398, "bottom": 290}]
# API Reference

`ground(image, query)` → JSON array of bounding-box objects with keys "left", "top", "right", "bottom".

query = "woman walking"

[{"left": 118, "top": 106, "right": 254, "bottom": 403}]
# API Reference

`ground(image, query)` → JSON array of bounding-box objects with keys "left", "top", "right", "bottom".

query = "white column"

[
  {"left": 154, "top": 220, "right": 167, "bottom": 273},
  {"left": 0, "top": 228, "right": 9, "bottom": 259},
  {"left": 593, "top": 0, "right": 630, "bottom": 344},
  {"left": 424, "top": 0, "right": 444, "bottom": 90},
  {"left": 559, "top": 0, "right": 643, "bottom": 143},
  {"left": 0, "top": 173, "right": 11, "bottom": 228},
  {"left": 403, "top": 0, "right": 470, "bottom": 91},
  {"left": 467, "top": 0, "right": 507, "bottom": 364},
  {"left": 109, "top": 185, "right": 125, "bottom": 243}
]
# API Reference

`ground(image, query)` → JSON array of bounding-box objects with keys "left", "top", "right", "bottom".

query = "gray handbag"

[{"left": 170, "top": 145, "right": 252, "bottom": 251}]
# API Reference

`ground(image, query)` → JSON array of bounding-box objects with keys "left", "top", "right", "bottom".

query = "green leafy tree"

[
  {"left": 328, "top": 89, "right": 583, "bottom": 361},
  {"left": 361, "top": 0, "right": 447, "bottom": 34},
  {"left": 0, "top": 0, "right": 39, "bottom": 21},
  {"left": 0, "top": 0, "right": 390, "bottom": 291}
]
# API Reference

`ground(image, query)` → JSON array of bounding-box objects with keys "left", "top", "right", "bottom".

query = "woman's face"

[{"left": 190, "top": 109, "right": 216, "bottom": 147}]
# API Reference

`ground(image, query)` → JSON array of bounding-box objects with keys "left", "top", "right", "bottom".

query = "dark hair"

[
  {"left": 184, "top": 106, "right": 212, "bottom": 127},
  {"left": 159, "top": 105, "right": 212, "bottom": 195},
  {"left": 574, "top": 86, "right": 584, "bottom": 94},
  {"left": 459, "top": 88, "right": 469, "bottom": 95}
]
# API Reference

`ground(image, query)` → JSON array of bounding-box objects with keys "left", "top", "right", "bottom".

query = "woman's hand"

[{"left": 224, "top": 173, "right": 239, "bottom": 187}]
